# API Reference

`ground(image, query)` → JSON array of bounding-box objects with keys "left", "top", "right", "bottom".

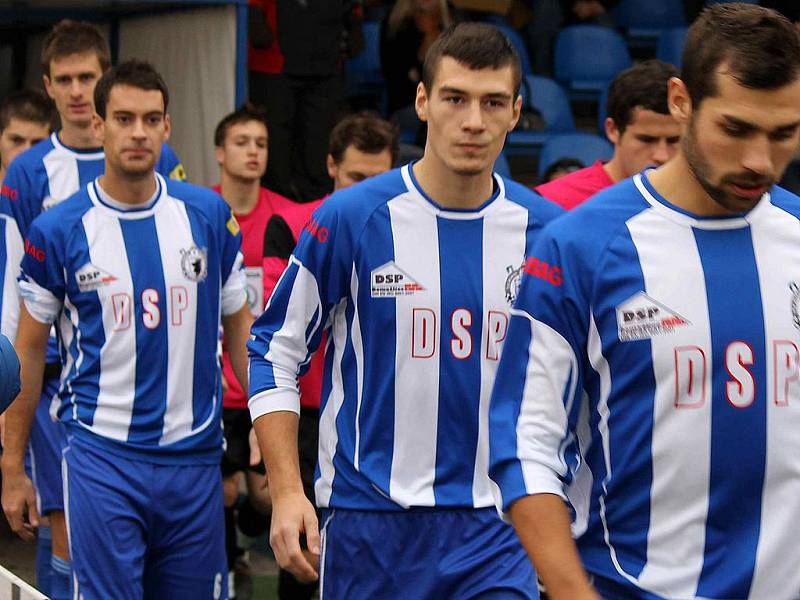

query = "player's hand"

[
  {"left": 249, "top": 428, "right": 262, "bottom": 467},
  {"left": 269, "top": 491, "right": 320, "bottom": 583},
  {"left": 1, "top": 467, "right": 39, "bottom": 541}
]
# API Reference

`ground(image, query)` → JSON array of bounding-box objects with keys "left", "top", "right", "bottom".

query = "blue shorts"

[
  {"left": 318, "top": 507, "right": 538, "bottom": 600},
  {"left": 28, "top": 377, "right": 67, "bottom": 515},
  {"left": 64, "top": 439, "right": 228, "bottom": 600}
]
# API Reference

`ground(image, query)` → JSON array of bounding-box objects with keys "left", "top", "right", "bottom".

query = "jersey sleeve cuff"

[
  {"left": 19, "top": 279, "right": 61, "bottom": 324},
  {"left": 249, "top": 388, "right": 301, "bottom": 421}
]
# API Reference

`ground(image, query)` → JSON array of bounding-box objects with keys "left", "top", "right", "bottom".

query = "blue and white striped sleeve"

[
  {"left": 18, "top": 215, "right": 65, "bottom": 325},
  {"left": 489, "top": 229, "right": 589, "bottom": 514},
  {"left": 247, "top": 202, "right": 347, "bottom": 420}
]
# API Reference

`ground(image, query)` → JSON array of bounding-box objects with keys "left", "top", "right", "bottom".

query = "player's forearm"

[
  {"left": 509, "top": 494, "right": 599, "bottom": 600},
  {"left": 222, "top": 304, "right": 253, "bottom": 393},
  {"left": 252, "top": 411, "right": 304, "bottom": 497},
  {"left": 0, "top": 333, "right": 46, "bottom": 471}
]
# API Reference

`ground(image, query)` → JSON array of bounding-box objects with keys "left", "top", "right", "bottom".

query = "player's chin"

[
  {"left": 450, "top": 158, "right": 491, "bottom": 177},
  {"left": 119, "top": 161, "right": 156, "bottom": 177}
]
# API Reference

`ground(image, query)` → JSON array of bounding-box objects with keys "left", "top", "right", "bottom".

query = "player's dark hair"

[
  {"left": 606, "top": 60, "right": 678, "bottom": 135},
  {"left": 329, "top": 111, "right": 400, "bottom": 166},
  {"left": 682, "top": 3, "right": 800, "bottom": 108},
  {"left": 0, "top": 89, "right": 55, "bottom": 132},
  {"left": 214, "top": 103, "right": 268, "bottom": 147},
  {"left": 422, "top": 22, "right": 522, "bottom": 97},
  {"left": 41, "top": 20, "right": 111, "bottom": 76},
  {"left": 94, "top": 60, "right": 169, "bottom": 120}
]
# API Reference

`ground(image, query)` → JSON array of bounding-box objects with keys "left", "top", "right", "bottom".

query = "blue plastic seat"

[
  {"left": 538, "top": 133, "right": 613, "bottom": 179},
  {"left": 494, "top": 23, "right": 534, "bottom": 76},
  {"left": 656, "top": 27, "right": 688, "bottom": 68},
  {"left": 613, "top": 0, "right": 685, "bottom": 45},
  {"left": 554, "top": 26, "right": 632, "bottom": 101},
  {"left": 346, "top": 22, "right": 384, "bottom": 101},
  {"left": 506, "top": 75, "right": 576, "bottom": 156},
  {"left": 494, "top": 151, "right": 512, "bottom": 179}
]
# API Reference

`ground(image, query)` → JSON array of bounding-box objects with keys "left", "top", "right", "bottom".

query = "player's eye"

[
  {"left": 722, "top": 125, "right": 747, "bottom": 138},
  {"left": 445, "top": 96, "right": 464, "bottom": 105},
  {"left": 770, "top": 129, "right": 797, "bottom": 142}
]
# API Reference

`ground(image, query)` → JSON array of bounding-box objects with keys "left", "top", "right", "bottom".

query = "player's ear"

[
  {"left": 508, "top": 93, "right": 523, "bottom": 132},
  {"left": 668, "top": 76, "right": 691, "bottom": 125},
  {"left": 42, "top": 74, "right": 55, "bottom": 101},
  {"left": 605, "top": 117, "right": 620, "bottom": 145},
  {"left": 91, "top": 112, "right": 105, "bottom": 144},
  {"left": 415, "top": 81, "right": 429, "bottom": 123},
  {"left": 163, "top": 113, "right": 172, "bottom": 142},
  {"left": 326, "top": 154, "right": 336, "bottom": 180},
  {"left": 214, "top": 145, "right": 225, "bottom": 167}
]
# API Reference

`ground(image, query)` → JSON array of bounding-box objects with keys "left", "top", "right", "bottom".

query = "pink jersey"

[
  {"left": 535, "top": 160, "right": 615, "bottom": 210},
  {"left": 213, "top": 185, "right": 295, "bottom": 409}
]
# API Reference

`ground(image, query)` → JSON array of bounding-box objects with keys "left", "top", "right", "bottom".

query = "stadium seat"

[
  {"left": 346, "top": 21, "right": 385, "bottom": 104},
  {"left": 494, "top": 23, "right": 534, "bottom": 76},
  {"left": 554, "top": 26, "right": 632, "bottom": 102},
  {"left": 613, "top": 0, "right": 685, "bottom": 46},
  {"left": 656, "top": 27, "right": 688, "bottom": 68},
  {"left": 494, "top": 151, "right": 512, "bottom": 178},
  {"left": 506, "top": 75, "right": 576, "bottom": 156},
  {"left": 538, "top": 132, "right": 613, "bottom": 179}
]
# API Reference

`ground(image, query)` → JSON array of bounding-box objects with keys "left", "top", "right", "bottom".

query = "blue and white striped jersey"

[
  {"left": 0, "top": 132, "right": 185, "bottom": 343},
  {"left": 19, "top": 174, "right": 245, "bottom": 464},
  {"left": 489, "top": 171, "right": 800, "bottom": 599},
  {"left": 248, "top": 164, "right": 563, "bottom": 510}
]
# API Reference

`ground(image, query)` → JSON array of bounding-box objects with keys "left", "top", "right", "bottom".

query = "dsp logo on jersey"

[
  {"left": 371, "top": 261, "right": 424, "bottom": 298},
  {"left": 523, "top": 256, "right": 562, "bottom": 286},
  {"left": 616, "top": 291, "right": 690, "bottom": 342},
  {"left": 75, "top": 263, "right": 117, "bottom": 292}
]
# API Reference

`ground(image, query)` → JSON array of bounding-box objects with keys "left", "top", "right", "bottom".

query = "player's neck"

[
  {"left": 0, "top": 166, "right": 5, "bottom": 186},
  {"left": 647, "top": 153, "right": 739, "bottom": 217},
  {"left": 219, "top": 173, "right": 261, "bottom": 216},
  {"left": 412, "top": 155, "right": 494, "bottom": 210},
  {"left": 58, "top": 121, "right": 100, "bottom": 150},
  {"left": 98, "top": 169, "right": 158, "bottom": 206},
  {"left": 602, "top": 154, "right": 625, "bottom": 183}
]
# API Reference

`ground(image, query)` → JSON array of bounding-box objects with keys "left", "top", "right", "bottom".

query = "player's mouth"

[
  {"left": 728, "top": 182, "right": 769, "bottom": 199},
  {"left": 124, "top": 148, "right": 151, "bottom": 157},
  {"left": 246, "top": 161, "right": 261, "bottom": 169},
  {"left": 69, "top": 103, "right": 91, "bottom": 113},
  {"left": 457, "top": 143, "right": 487, "bottom": 153}
]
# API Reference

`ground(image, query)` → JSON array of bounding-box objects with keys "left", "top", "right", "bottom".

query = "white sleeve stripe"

[
  {"left": 221, "top": 252, "right": 247, "bottom": 316},
  {"left": 264, "top": 258, "right": 323, "bottom": 388},
  {"left": 249, "top": 388, "right": 301, "bottom": 420},
  {"left": 516, "top": 314, "right": 579, "bottom": 499},
  {"left": 19, "top": 278, "right": 61, "bottom": 324}
]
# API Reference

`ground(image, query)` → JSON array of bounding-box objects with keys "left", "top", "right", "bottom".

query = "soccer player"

[
  {"left": 0, "top": 89, "right": 53, "bottom": 339},
  {"left": 489, "top": 4, "right": 800, "bottom": 599},
  {"left": 0, "top": 90, "right": 53, "bottom": 187},
  {"left": 0, "top": 87, "right": 54, "bottom": 594},
  {"left": 2, "top": 60, "right": 250, "bottom": 599},
  {"left": 248, "top": 23, "right": 563, "bottom": 598},
  {"left": 0, "top": 21, "right": 185, "bottom": 600},
  {"left": 260, "top": 110, "right": 396, "bottom": 599},
  {"left": 212, "top": 103, "right": 283, "bottom": 594},
  {"left": 535, "top": 60, "right": 681, "bottom": 210}
]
